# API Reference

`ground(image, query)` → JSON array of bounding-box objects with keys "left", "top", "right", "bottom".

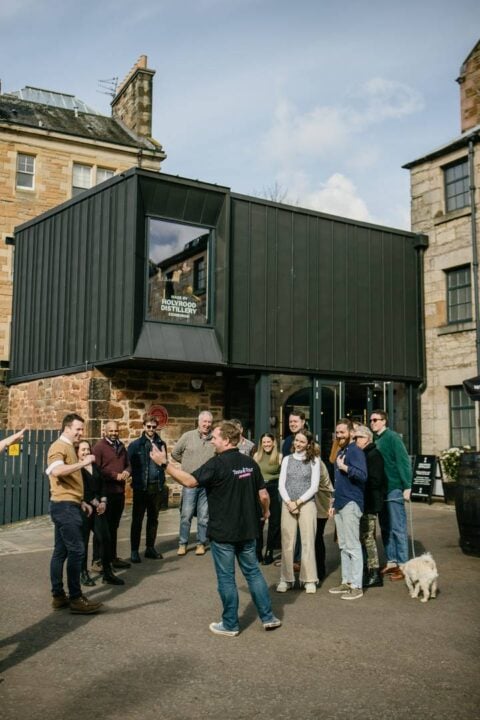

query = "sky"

[{"left": 1, "top": 0, "right": 479, "bottom": 230}]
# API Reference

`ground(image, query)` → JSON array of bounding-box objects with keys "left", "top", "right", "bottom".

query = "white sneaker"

[
  {"left": 304, "top": 582, "right": 317, "bottom": 594},
  {"left": 276, "top": 580, "right": 293, "bottom": 593},
  {"left": 209, "top": 622, "right": 239, "bottom": 637}
]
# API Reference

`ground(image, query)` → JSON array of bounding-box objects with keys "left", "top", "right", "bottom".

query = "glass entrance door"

[{"left": 312, "top": 380, "right": 343, "bottom": 465}]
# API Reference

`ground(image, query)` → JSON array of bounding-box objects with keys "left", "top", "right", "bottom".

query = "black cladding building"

[{"left": 9, "top": 167, "right": 428, "bottom": 455}]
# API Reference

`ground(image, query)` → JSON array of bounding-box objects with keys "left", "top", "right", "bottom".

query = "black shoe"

[
  {"left": 363, "top": 569, "right": 384, "bottom": 588},
  {"left": 130, "top": 550, "right": 142, "bottom": 563},
  {"left": 102, "top": 567, "right": 125, "bottom": 586},
  {"left": 263, "top": 551, "right": 274, "bottom": 566},
  {"left": 112, "top": 557, "right": 131, "bottom": 569},
  {"left": 80, "top": 570, "right": 96, "bottom": 587},
  {"left": 144, "top": 547, "right": 163, "bottom": 559}
]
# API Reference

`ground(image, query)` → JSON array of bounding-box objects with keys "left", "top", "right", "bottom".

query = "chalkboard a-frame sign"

[{"left": 411, "top": 455, "right": 439, "bottom": 504}]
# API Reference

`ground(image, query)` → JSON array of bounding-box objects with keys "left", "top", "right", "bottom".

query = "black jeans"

[
  {"left": 104, "top": 493, "right": 125, "bottom": 560},
  {"left": 83, "top": 510, "right": 112, "bottom": 570},
  {"left": 130, "top": 488, "right": 162, "bottom": 551},
  {"left": 314, "top": 517, "right": 328, "bottom": 581}
]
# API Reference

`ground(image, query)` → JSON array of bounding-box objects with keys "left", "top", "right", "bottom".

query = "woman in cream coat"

[{"left": 277, "top": 430, "right": 320, "bottom": 594}]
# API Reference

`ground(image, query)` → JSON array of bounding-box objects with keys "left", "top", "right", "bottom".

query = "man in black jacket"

[
  {"left": 353, "top": 425, "right": 387, "bottom": 588},
  {"left": 128, "top": 416, "right": 167, "bottom": 563}
]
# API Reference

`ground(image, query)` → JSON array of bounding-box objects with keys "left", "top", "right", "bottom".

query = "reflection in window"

[{"left": 147, "top": 218, "right": 210, "bottom": 324}]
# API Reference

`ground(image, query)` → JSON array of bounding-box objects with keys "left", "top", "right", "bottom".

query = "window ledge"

[
  {"left": 438, "top": 320, "right": 475, "bottom": 335},
  {"left": 433, "top": 207, "right": 471, "bottom": 226}
]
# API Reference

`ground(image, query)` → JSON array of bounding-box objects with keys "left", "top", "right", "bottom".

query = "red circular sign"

[{"left": 149, "top": 405, "right": 169, "bottom": 428}]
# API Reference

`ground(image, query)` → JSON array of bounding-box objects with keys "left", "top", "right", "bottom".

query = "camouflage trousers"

[{"left": 360, "top": 513, "right": 379, "bottom": 569}]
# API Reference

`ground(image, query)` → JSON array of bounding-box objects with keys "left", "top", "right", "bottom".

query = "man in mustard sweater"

[
  {"left": 370, "top": 409, "right": 412, "bottom": 581},
  {"left": 47, "top": 413, "right": 104, "bottom": 614}
]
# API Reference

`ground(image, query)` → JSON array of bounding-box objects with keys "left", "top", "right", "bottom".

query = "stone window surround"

[
  {"left": 433, "top": 206, "right": 471, "bottom": 226},
  {"left": 437, "top": 320, "right": 476, "bottom": 336}
]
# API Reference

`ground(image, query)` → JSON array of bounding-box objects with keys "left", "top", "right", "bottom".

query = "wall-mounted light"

[{"left": 190, "top": 378, "right": 204, "bottom": 391}]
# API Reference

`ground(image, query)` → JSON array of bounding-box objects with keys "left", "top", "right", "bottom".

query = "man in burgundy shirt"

[{"left": 93, "top": 421, "right": 131, "bottom": 569}]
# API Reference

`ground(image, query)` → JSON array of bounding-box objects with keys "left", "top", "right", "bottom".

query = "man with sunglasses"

[
  {"left": 128, "top": 416, "right": 168, "bottom": 562},
  {"left": 369, "top": 410, "right": 412, "bottom": 581}
]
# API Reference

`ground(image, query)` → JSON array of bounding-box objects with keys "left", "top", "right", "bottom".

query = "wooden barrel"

[{"left": 455, "top": 452, "right": 480, "bottom": 557}]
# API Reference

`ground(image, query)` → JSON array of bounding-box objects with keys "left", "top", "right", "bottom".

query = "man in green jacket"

[{"left": 370, "top": 410, "right": 412, "bottom": 581}]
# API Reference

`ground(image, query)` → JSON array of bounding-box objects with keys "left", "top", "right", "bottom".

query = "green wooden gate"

[{"left": 0, "top": 430, "right": 56, "bottom": 525}]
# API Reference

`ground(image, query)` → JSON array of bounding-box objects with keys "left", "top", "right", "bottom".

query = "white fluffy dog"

[{"left": 403, "top": 552, "right": 438, "bottom": 603}]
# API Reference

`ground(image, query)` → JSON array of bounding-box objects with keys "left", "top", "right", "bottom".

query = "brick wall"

[{"left": 7, "top": 367, "right": 226, "bottom": 450}]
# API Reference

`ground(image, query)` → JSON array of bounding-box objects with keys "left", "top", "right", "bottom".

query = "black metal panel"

[
  {"left": 9, "top": 170, "right": 424, "bottom": 385},
  {"left": 10, "top": 175, "right": 139, "bottom": 380},
  {"left": 138, "top": 172, "right": 227, "bottom": 227},
  {"left": 10, "top": 170, "right": 229, "bottom": 382},
  {"left": 229, "top": 196, "right": 424, "bottom": 381}
]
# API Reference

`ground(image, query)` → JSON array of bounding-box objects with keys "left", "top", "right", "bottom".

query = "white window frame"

[
  {"left": 96, "top": 167, "right": 115, "bottom": 184},
  {"left": 16, "top": 153, "right": 35, "bottom": 190},
  {"left": 72, "top": 163, "right": 115, "bottom": 197}
]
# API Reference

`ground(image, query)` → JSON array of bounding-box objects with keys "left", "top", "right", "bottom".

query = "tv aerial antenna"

[{"left": 97, "top": 77, "right": 118, "bottom": 98}]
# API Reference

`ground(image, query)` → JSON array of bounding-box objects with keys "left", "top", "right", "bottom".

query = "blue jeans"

[
  {"left": 210, "top": 539, "right": 276, "bottom": 631},
  {"left": 334, "top": 501, "right": 363, "bottom": 589},
  {"left": 179, "top": 487, "right": 208, "bottom": 545},
  {"left": 379, "top": 489, "right": 409, "bottom": 565},
  {"left": 50, "top": 501, "right": 85, "bottom": 599}
]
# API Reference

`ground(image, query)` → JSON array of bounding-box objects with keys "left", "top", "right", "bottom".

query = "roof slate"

[{"left": 0, "top": 94, "right": 158, "bottom": 151}]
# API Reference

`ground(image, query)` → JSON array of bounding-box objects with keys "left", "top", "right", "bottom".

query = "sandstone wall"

[{"left": 7, "top": 368, "right": 226, "bottom": 450}]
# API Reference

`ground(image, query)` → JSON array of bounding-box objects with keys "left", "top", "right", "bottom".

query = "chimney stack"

[
  {"left": 111, "top": 55, "right": 155, "bottom": 138},
  {"left": 457, "top": 40, "right": 480, "bottom": 133}
]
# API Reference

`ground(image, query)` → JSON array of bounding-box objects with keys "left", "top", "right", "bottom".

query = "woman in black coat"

[
  {"left": 77, "top": 440, "right": 124, "bottom": 586},
  {"left": 353, "top": 426, "right": 387, "bottom": 588}
]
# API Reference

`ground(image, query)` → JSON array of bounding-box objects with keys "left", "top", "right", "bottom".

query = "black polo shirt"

[{"left": 192, "top": 448, "right": 265, "bottom": 543}]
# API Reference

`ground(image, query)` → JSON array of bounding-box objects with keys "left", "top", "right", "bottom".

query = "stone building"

[
  {"left": 0, "top": 55, "right": 166, "bottom": 424},
  {"left": 404, "top": 39, "right": 480, "bottom": 455}
]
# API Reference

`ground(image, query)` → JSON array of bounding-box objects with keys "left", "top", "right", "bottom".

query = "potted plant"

[{"left": 439, "top": 446, "right": 470, "bottom": 504}]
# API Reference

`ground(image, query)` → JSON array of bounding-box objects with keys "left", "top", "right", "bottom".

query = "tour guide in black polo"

[{"left": 152, "top": 421, "right": 281, "bottom": 637}]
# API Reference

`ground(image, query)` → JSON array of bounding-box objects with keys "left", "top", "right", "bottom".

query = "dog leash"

[{"left": 407, "top": 498, "right": 415, "bottom": 559}]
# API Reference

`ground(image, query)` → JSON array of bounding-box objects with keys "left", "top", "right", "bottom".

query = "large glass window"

[
  {"left": 449, "top": 386, "right": 476, "bottom": 448},
  {"left": 446, "top": 265, "right": 472, "bottom": 323},
  {"left": 147, "top": 218, "right": 211, "bottom": 325},
  {"left": 444, "top": 159, "right": 469, "bottom": 212},
  {"left": 16, "top": 153, "right": 35, "bottom": 189}
]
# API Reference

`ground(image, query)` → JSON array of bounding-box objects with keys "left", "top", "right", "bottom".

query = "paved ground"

[{"left": 1, "top": 500, "right": 479, "bottom": 720}]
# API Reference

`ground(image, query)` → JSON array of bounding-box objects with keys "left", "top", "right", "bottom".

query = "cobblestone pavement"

[{"left": 0, "top": 501, "right": 479, "bottom": 720}]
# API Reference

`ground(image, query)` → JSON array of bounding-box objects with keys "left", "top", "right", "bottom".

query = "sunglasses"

[
  {"left": 370, "top": 418, "right": 383, "bottom": 423},
  {"left": 145, "top": 424, "right": 157, "bottom": 429}
]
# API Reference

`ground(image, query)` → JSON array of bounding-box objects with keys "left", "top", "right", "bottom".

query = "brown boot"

[
  {"left": 52, "top": 593, "right": 69, "bottom": 610},
  {"left": 69, "top": 595, "right": 103, "bottom": 614}
]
